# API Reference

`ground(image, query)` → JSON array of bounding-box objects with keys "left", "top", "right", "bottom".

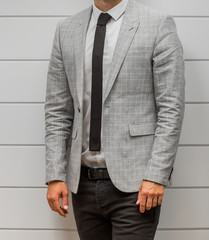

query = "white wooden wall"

[{"left": 0, "top": 0, "right": 209, "bottom": 239}]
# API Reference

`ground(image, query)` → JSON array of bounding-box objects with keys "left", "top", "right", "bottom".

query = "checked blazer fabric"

[{"left": 45, "top": 0, "right": 185, "bottom": 194}]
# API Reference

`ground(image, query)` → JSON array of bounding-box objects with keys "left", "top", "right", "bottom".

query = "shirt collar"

[{"left": 92, "top": 0, "right": 128, "bottom": 22}]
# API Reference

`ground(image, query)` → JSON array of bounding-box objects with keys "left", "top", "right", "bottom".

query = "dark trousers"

[{"left": 71, "top": 170, "right": 161, "bottom": 240}]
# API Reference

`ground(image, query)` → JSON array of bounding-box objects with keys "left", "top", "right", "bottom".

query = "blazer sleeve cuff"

[
  {"left": 45, "top": 174, "right": 66, "bottom": 186},
  {"left": 143, "top": 171, "right": 172, "bottom": 187}
]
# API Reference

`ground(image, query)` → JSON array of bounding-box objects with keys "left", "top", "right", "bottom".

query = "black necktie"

[{"left": 89, "top": 13, "right": 112, "bottom": 151}]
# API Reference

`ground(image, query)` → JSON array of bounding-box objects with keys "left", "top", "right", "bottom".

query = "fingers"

[
  {"left": 140, "top": 195, "right": 147, "bottom": 213},
  {"left": 146, "top": 195, "right": 153, "bottom": 210},
  {"left": 62, "top": 190, "right": 69, "bottom": 212},
  {"left": 136, "top": 180, "right": 164, "bottom": 213},
  {"left": 136, "top": 191, "right": 147, "bottom": 213},
  {"left": 46, "top": 181, "right": 69, "bottom": 218},
  {"left": 157, "top": 190, "right": 164, "bottom": 205},
  {"left": 152, "top": 196, "right": 158, "bottom": 207},
  {"left": 136, "top": 187, "right": 141, "bottom": 205},
  {"left": 53, "top": 198, "right": 67, "bottom": 217},
  {"left": 47, "top": 194, "right": 66, "bottom": 217}
]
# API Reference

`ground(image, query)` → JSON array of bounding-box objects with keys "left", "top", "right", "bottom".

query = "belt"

[{"left": 81, "top": 165, "right": 110, "bottom": 180}]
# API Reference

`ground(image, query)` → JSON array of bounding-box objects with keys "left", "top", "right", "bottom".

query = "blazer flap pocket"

[{"left": 128, "top": 122, "right": 156, "bottom": 136}]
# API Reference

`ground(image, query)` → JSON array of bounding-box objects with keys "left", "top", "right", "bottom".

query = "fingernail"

[
  {"left": 64, "top": 205, "right": 68, "bottom": 210},
  {"left": 136, "top": 200, "right": 140, "bottom": 204}
]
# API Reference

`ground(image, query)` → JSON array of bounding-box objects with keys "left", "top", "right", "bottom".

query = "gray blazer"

[{"left": 45, "top": 0, "right": 185, "bottom": 193}]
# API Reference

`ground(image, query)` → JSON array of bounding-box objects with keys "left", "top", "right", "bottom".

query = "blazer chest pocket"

[{"left": 128, "top": 122, "right": 156, "bottom": 137}]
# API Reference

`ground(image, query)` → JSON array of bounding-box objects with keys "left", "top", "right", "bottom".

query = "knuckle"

[
  {"left": 47, "top": 195, "right": 53, "bottom": 201},
  {"left": 160, "top": 191, "right": 164, "bottom": 195},
  {"left": 51, "top": 194, "right": 58, "bottom": 200},
  {"left": 47, "top": 196, "right": 53, "bottom": 201},
  {"left": 62, "top": 191, "right": 68, "bottom": 196},
  {"left": 140, "top": 204, "right": 145, "bottom": 208},
  {"left": 142, "top": 190, "right": 147, "bottom": 196},
  {"left": 54, "top": 207, "right": 59, "bottom": 212},
  {"left": 153, "top": 192, "right": 158, "bottom": 197}
]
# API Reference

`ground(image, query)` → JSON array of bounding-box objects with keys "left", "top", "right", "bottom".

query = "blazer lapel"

[
  {"left": 73, "top": 6, "right": 92, "bottom": 109},
  {"left": 103, "top": 3, "right": 140, "bottom": 103}
]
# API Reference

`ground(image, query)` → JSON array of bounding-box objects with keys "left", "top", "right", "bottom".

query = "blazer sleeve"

[
  {"left": 44, "top": 20, "right": 74, "bottom": 185},
  {"left": 143, "top": 15, "right": 185, "bottom": 186}
]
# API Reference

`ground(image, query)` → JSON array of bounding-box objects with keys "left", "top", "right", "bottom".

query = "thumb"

[
  {"left": 62, "top": 190, "right": 69, "bottom": 210},
  {"left": 136, "top": 183, "right": 142, "bottom": 205},
  {"left": 136, "top": 190, "right": 141, "bottom": 205}
]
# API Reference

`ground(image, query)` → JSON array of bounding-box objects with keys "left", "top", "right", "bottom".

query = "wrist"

[{"left": 48, "top": 180, "right": 64, "bottom": 185}]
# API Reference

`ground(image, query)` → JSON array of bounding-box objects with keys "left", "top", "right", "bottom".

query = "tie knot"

[{"left": 97, "top": 13, "right": 112, "bottom": 26}]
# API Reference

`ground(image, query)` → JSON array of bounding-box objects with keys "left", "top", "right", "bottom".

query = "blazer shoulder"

[
  {"left": 131, "top": 0, "right": 172, "bottom": 22},
  {"left": 58, "top": 5, "right": 92, "bottom": 30}
]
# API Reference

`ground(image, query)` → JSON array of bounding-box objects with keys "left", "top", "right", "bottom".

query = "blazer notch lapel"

[
  {"left": 73, "top": 6, "right": 92, "bottom": 109},
  {"left": 104, "top": 17, "right": 140, "bottom": 103}
]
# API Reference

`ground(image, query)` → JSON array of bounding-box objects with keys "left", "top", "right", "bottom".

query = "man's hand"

[
  {"left": 46, "top": 180, "right": 69, "bottom": 217},
  {"left": 136, "top": 180, "right": 164, "bottom": 213}
]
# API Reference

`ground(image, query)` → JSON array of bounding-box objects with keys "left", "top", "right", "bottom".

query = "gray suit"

[{"left": 45, "top": 0, "right": 185, "bottom": 194}]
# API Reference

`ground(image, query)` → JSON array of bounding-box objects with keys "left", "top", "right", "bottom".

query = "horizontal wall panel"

[
  {"left": 0, "top": 146, "right": 45, "bottom": 186},
  {"left": 158, "top": 189, "right": 209, "bottom": 228},
  {"left": 0, "top": 62, "right": 48, "bottom": 102},
  {"left": 139, "top": 0, "right": 209, "bottom": 16},
  {"left": 0, "top": 230, "right": 208, "bottom": 240},
  {"left": 1, "top": 0, "right": 209, "bottom": 16},
  {"left": 0, "top": 104, "right": 45, "bottom": 144},
  {"left": 179, "top": 104, "right": 209, "bottom": 144},
  {"left": 173, "top": 147, "right": 209, "bottom": 187},
  {"left": 0, "top": 18, "right": 62, "bottom": 59},
  {"left": 0, "top": 146, "right": 208, "bottom": 187},
  {"left": 185, "top": 62, "right": 209, "bottom": 102},
  {"left": 155, "top": 230, "right": 209, "bottom": 240},
  {"left": 0, "top": 189, "right": 76, "bottom": 229},
  {"left": 175, "top": 18, "right": 209, "bottom": 60},
  {"left": 0, "top": 61, "right": 208, "bottom": 103},
  {"left": 0, "top": 18, "right": 209, "bottom": 60},
  {"left": 0, "top": 104, "right": 208, "bottom": 145},
  {"left": 0, "top": 0, "right": 91, "bottom": 16},
  {"left": 0, "top": 188, "right": 208, "bottom": 229},
  {"left": 0, "top": 230, "right": 79, "bottom": 240}
]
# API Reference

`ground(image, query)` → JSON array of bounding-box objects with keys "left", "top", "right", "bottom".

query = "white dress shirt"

[{"left": 81, "top": 0, "right": 128, "bottom": 168}]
